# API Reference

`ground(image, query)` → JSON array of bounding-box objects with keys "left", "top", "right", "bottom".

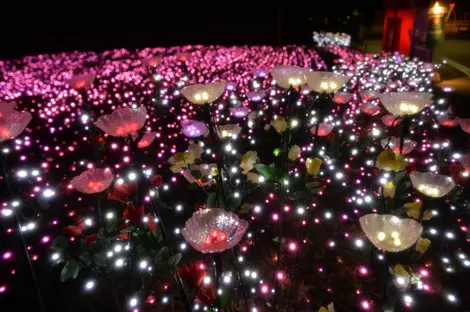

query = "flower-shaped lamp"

[
  {"left": 380, "top": 137, "right": 417, "bottom": 155},
  {"left": 67, "top": 73, "right": 96, "bottom": 90},
  {"left": 270, "top": 65, "right": 307, "bottom": 89},
  {"left": 410, "top": 171, "right": 455, "bottom": 198},
  {"left": 71, "top": 169, "right": 114, "bottom": 194},
  {"left": 359, "top": 214, "right": 423, "bottom": 252},
  {"left": 182, "top": 208, "right": 248, "bottom": 253},
  {"left": 181, "top": 81, "right": 226, "bottom": 105},
  {"left": 181, "top": 120, "right": 209, "bottom": 138},
  {"left": 94, "top": 105, "right": 147, "bottom": 137},
  {"left": 0, "top": 110, "right": 32, "bottom": 142},
  {"left": 305, "top": 71, "right": 350, "bottom": 93},
  {"left": 378, "top": 92, "right": 433, "bottom": 116}
]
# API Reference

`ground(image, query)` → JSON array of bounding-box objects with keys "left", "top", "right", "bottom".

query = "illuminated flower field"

[{"left": 0, "top": 43, "right": 469, "bottom": 312}]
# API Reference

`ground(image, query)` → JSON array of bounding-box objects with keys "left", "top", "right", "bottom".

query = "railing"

[{"left": 445, "top": 21, "right": 470, "bottom": 35}]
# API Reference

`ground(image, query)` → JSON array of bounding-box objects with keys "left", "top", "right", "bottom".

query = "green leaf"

[
  {"left": 238, "top": 203, "right": 253, "bottom": 214},
  {"left": 207, "top": 192, "right": 217, "bottom": 208},
  {"left": 273, "top": 148, "right": 281, "bottom": 157},
  {"left": 92, "top": 252, "right": 107, "bottom": 267},
  {"left": 261, "top": 182, "right": 278, "bottom": 194},
  {"left": 255, "top": 164, "right": 277, "bottom": 180},
  {"left": 105, "top": 216, "right": 118, "bottom": 234},
  {"left": 393, "top": 171, "right": 405, "bottom": 183},
  {"left": 292, "top": 189, "right": 310, "bottom": 200},
  {"left": 168, "top": 253, "right": 182, "bottom": 268},
  {"left": 60, "top": 260, "right": 80, "bottom": 282},
  {"left": 201, "top": 175, "right": 211, "bottom": 184},
  {"left": 188, "top": 182, "right": 199, "bottom": 190},
  {"left": 191, "top": 170, "right": 202, "bottom": 180},
  {"left": 305, "top": 181, "right": 321, "bottom": 190},
  {"left": 52, "top": 236, "right": 68, "bottom": 251},
  {"left": 228, "top": 196, "right": 241, "bottom": 210}
]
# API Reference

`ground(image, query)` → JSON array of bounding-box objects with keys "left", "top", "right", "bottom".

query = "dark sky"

[{"left": 0, "top": 0, "right": 381, "bottom": 58}]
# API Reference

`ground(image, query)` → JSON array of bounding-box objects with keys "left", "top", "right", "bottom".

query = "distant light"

[{"left": 85, "top": 280, "right": 95, "bottom": 290}]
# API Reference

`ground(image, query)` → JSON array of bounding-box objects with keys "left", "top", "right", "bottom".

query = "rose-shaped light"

[
  {"left": 0, "top": 101, "right": 16, "bottom": 118},
  {"left": 0, "top": 110, "right": 32, "bottom": 142},
  {"left": 361, "top": 102, "right": 381, "bottom": 116},
  {"left": 94, "top": 105, "right": 147, "bottom": 137},
  {"left": 310, "top": 122, "right": 334, "bottom": 136},
  {"left": 217, "top": 124, "right": 242, "bottom": 139},
  {"left": 378, "top": 92, "right": 433, "bottom": 116},
  {"left": 181, "top": 119, "right": 209, "bottom": 138},
  {"left": 70, "top": 169, "right": 114, "bottom": 194},
  {"left": 142, "top": 56, "right": 161, "bottom": 67},
  {"left": 436, "top": 114, "right": 459, "bottom": 127},
  {"left": 252, "top": 68, "right": 269, "bottom": 78},
  {"left": 359, "top": 90, "right": 380, "bottom": 101},
  {"left": 246, "top": 90, "right": 266, "bottom": 102},
  {"left": 380, "top": 137, "right": 417, "bottom": 155},
  {"left": 305, "top": 71, "right": 350, "bottom": 93},
  {"left": 182, "top": 208, "right": 249, "bottom": 253},
  {"left": 182, "top": 164, "right": 217, "bottom": 186},
  {"left": 137, "top": 131, "right": 156, "bottom": 148},
  {"left": 381, "top": 114, "right": 400, "bottom": 127},
  {"left": 181, "top": 81, "right": 226, "bottom": 105},
  {"left": 332, "top": 92, "right": 353, "bottom": 104},
  {"left": 459, "top": 118, "right": 470, "bottom": 134},
  {"left": 376, "top": 149, "right": 406, "bottom": 172},
  {"left": 230, "top": 107, "right": 251, "bottom": 118},
  {"left": 67, "top": 73, "right": 96, "bottom": 90},
  {"left": 270, "top": 65, "right": 307, "bottom": 89},
  {"left": 225, "top": 82, "right": 237, "bottom": 91},
  {"left": 359, "top": 214, "right": 423, "bottom": 252},
  {"left": 460, "top": 154, "right": 470, "bottom": 171},
  {"left": 410, "top": 171, "right": 455, "bottom": 198}
]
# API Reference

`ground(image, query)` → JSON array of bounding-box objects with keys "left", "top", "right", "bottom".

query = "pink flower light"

[
  {"left": 94, "top": 105, "right": 147, "bottom": 137},
  {"left": 0, "top": 110, "right": 32, "bottom": 142},
  {"left": 67, "top": 73, "right": 95, "bottom": 90},
  {"left": 310, "top": 123, "right": 334, "bottom": 136},
  {"left": 70, "top": 168, "right": 114, "bottom": 194},
  {"left": 182, "top": 208, "right": 248, "bottom": 254},
  {"left": 137, "top": 132, "right": 156, "bottom": 148},
  {"left": 141, "top": 56, "right": 161, "bottom": 68}
]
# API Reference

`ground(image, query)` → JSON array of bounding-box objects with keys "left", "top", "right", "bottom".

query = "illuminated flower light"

[
  {"left": 380, "top": 182, "right": 396, "bottom": 199},
  {"left": 230, "top": 107, "right": 251, "bottom": 118},
  {"left": 252, "top": 68, "right": 269, "bottom": 78},
  {"left": 361, "top": 102, "right": 381, "bottom": 116},
  {"left": 359, "top": 214, "right": 423, "bottom": 252},
  {"left": 332, "top": 92, "right": 353, "bottom": 104},
  {"left": 181, "top": 119, "right": 209, "bottom": 138},
  {"left": 181, "top": 81, "right": 226, "bottom": 105},
  {"left": 460, "top": 154, "right": 470, "bottom": 171},
  {"left": 359, "top": 90, "right": 380, "bottom": 101},
  {"left": 168, "top": 151, "right": 196, "bottom": 174},
  {"left": 240, "top": 151, "right": 259, "bottom": 174},
  {"left": 270, "top": 116, "right": 288, "bottom": 133},
  {"left": 0, "top": 110, "right": 32, "bottom": 142},
  {"left": 94, "top": 105, "right": 147, "bottom": 137},
  {"left": 410, "top": 171, "right": 455, "bottom": 198},
  {"left": 310, "top": 122, "right": 334, "bottom": 136},
  {"left": 182, "top": 164, "right": 217, "bottom": 186},
  {"left": 137, "top": 131, "right": 156, "bottom": 148},
  {"left": 70, "top": 169, "right": 114, "bottom": 194},
  {"left": 436, "top": 114, "right": 459, "bottom": 127},
  {"left": 67, "top": 73, "right": 96, "bottom": 90},
  {"left": 182, "top": 208, "right": 249, "bottom": 253},
  {"left": 0, "top": 101, "right": 16, "bottom": 118},
  {"left": 304, "top": 71, "right": 350, "bottom": 93},
  {"left": 225, "top": 82, "right": 237, "bottom": 91},
  {"left": 381, "top": 114, "right": 401, "bottom": 127},
  {"left": 380, "top": 137, "right": 417, "bottom": 155},
  {"left": 378, "top": 92, "right": 433, "bottom": 116},
  {"left": 305, "top": 157, "right": 322, "bottom": 176},
  {"left": 459, "top": 118, "right": 470, "bottom": 133},
  {"left": 270, "top": 65, "right": 307, "bottom": 89},
  {"left": 246, "top": 90, "right": 266, "bottom": 102},
  {"left": 141, "top": 56, "right": 161, "bottom": 67},
  {"left": 217, "top": 124, "right": 242, "bottom": 139},
  {"left": 376, "top": 149, "right": 406, "bottom": 172}
]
